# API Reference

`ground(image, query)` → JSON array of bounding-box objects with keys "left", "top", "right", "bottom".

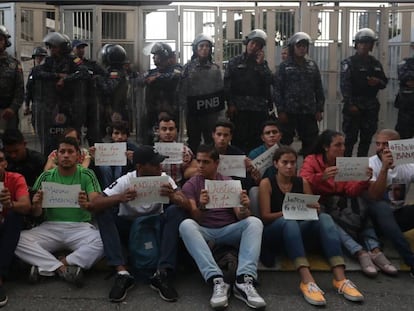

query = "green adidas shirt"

[{"left": 33, "top": 165, "right": 101, "bottom": 222}]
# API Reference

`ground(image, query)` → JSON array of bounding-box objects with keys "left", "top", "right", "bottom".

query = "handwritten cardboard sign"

[
  {"left": 251, "top": 144, "right": 279, "bottom": 177},
  {"left": 41, "top": 182, "right": 81, "bottom": 208},
  {"left": 335, "top": 157, "right": 369, "bottom": 181},
  {"left": 205, "top": 179, "right": 242, "bottom": 209},
  {"left": 282, "top": 193, "right": 320, "bottom": 221},
  {"left": 154, "top": 142, "right": 182, "bottom": 164},
  {"left": 94, "top": 142, "right": 127, "bottom": 166},
  {"left": 129, "top": 175, "right": 170, "bottom": 205},
  {"left": 217, "top": 155, "right": 246, "bottom": 178},
  {"left": 388, "top": 139, "right": 414, "bottom": 165}
]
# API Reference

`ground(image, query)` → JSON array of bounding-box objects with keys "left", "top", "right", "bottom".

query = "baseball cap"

[
  {"left": 72, "top": 39, "right": 88, "bottom": 48},
  {"left": 133, "top": 145, "right": 167, "bottom": 165}
]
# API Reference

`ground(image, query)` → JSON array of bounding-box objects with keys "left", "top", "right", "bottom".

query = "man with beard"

[{"left": 367, "top": 129, "right": 414, "bottom": 277}]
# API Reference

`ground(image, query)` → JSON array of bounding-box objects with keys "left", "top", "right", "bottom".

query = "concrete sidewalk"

[{"left": 3, "top": 269, "right": 414, "bottom": 311}]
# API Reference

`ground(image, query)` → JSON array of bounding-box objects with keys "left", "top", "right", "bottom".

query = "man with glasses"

[{"left": 273, "top": 32, "right": 324, "bottom": 157}]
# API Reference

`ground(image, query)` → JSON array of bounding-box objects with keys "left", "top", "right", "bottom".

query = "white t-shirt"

[
  {"left": 369, "top": 154, "right": 414, "bottom": 207},
  {"left": 103, "top": 171, "right": 178, "bottom": 217}
]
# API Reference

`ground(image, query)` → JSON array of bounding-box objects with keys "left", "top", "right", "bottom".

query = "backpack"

[
  {"left": 211, "top": 244, "right": 239, "bottom": 284},
  {"left": 128, "top": 214, "right": 161, "bottom": 280}
]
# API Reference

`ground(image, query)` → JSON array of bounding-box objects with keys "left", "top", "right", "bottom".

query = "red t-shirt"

[{"left": 1, "top": 171, "right": 29, "bottom": 218}]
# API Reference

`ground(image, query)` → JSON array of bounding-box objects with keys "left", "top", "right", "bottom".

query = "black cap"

[
  {"left": 133, "top": 145, "right": 167, "bottom": 165},
  {"left": 72, "top": 39, "right": 88, "bottom": 48}
]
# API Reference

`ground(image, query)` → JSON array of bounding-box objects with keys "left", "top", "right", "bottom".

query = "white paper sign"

[
  {"left": 94, "top": 142, "right": 127, "bottom": 166},
  {"left": 388, "top": 139, "right": 414, "bottom": 165},
  {"left": 282, "top": 193, "right": 320, "bottom": 220},
  {"left": 129, "top": 175, "right": 170, "bottom": 205},
  {"left": 217, "top": 155, "right": 246, "bottom": 178},
  {"left": 41, "top": 182, "right": 81, "bottom": 208},
  {"left": 205, "top": 179, "right": 242, "bottom": 209},
  {"left": 154, "top": 142, "right": 183, "bottom": 164},
  {"left": 335, "top": 157, "right": 369, "bottom": 181},
  {"left": 251, "top": 144, "right": 279, "bottom": 177}
]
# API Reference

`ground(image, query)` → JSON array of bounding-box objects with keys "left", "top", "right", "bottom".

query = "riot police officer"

[
  {"left": 72, "top": 39, "right": 106, "bottom": 145},
  {"left": 142, "top": 42, "right": 182, "bottom": 144},
  {"left": 25, "top": 47, "right": 47, "bottom": 125},
  {"left": 96, "top": 44, "right": 130, "bottom": 140},
  {"left": 341, "top": 28, "right": 388, "bottom": 156},
  {"left": 178, "top": 34, "right": 225, "bottom": 153},
  {"left": 32, "top": 31, "right": 90, "bottom": 154},
  {"left": 0, "top": 25, "right": 24, "bottom": 134},
  {"left": 224, "top": 29, "right": 273, "bottom": 153},
  {"left": 274, "top": 32, "right": 324, "bottom": 157},
  {"left": 395, "top": 43, "right": 414, "bottom": 139}
]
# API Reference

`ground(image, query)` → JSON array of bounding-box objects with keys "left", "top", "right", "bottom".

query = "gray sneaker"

[
  {"left": 233, "top": 275, "right": 266, "bottom": 309},
  {"left": 59, "top": 265, "right": 84, "bottom": 288},
  {"left": 210, "top": 277, "right": 230, "bottom": 310}
]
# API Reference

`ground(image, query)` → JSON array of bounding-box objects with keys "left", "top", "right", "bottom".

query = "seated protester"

[
  {"left": 44, "top": 127, "right": 91, "bottom": 171},
  {"left": 91, "top": 145, "right": 190, "bottom": 303},
  {"left": 259, "top": 146, "right": 363, "bottom": 305},
  {"left": 14, "top": 137, "right": 104, "bottom": 287},
  {"left": 247, "top": 120, "right": 283, "bottom": 215},
  {"left": 299, "top": 129, "right": 397, "bottom": 277},
  {"left": 211, "top": 119, "right": 259, "bottom": 191},
  {"left": 179, "top": 144, "right": 266, "bottom": 310},
  {"left": 367, "top": 129, "right": 414, "bottom": 276},
  {"left": 0, "top": 150, "right": 31, "bottom": 307},
  {"left": 90, "top": 121, "right": 138, "bottom": 189},
  {"left": 157, "top": 116, "right": 198, "bottom": 186},
  {"left": 2, "top": 128, "right": 46, "bottom": 192}
]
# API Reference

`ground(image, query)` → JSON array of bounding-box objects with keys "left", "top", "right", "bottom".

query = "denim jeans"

[
  {"left": 261, "top": 213, "right": 344, "bottom": 269},
  {"left": 112, "top": 204, "right": 188, "bottom": 271},
  {"left": 98, "top": 166, "right": 123, "bottom": 189},
  {"left": 179, "top": 216, "right": 263, "bottom": 282},
  {"left": 367, "top": 200, "right": 414, "bottom": 267},
  {"left": 0, "top": 210, "right": 23, "bottom": 278},
  {"left": 95, "top": 208, "right": 125, "bottom": 267},
  {"left": 336, "top": 224, "right": 380, "bottom": 255}
]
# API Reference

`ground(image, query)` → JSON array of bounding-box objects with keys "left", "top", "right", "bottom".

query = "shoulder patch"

[
  {"left": 73, "top": 57, "right": 83, "bottom": 65},
  {"left": 110, "top": 71, "right": 119, "bottom": 78},
  {"left": 342, "top": 62, "right": 349, "bottom": 71}
]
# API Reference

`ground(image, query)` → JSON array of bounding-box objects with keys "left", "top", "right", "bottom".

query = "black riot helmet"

[
  {"left": 354, "top": 28, "right": 377, "bottom": 50},
  {"left": 151, "top": 42, "right": 173, "bottom": 59},
  {"left": 32, "top": 46, "right": 48, "bottom": 58},
  {"left": 0, "top": 25, "right": 12, "bottom": 47},
  {"left": 243, "top": 29, "right": 267, "bottom": 47},
  {"left": 43, "top": 32, "right": 72, "bottom": 54},
  {"left": 98, "top": 44, "right": 127, "bottom": 67}
]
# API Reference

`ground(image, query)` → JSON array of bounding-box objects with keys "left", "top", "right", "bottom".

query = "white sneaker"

[
  {"left": 210, "top": 277, "right": 230, "bottom": 310},
  {"left": 233, "top": 275, "right": 266, "bottom": 309}
]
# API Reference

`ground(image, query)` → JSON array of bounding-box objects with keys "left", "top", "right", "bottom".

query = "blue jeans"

[
  {"left": 0, "top": 210, "right": 24, "bottom": 278},
  {"left": 336, "top": 224, "right": 380, "bottom": 255},
  {"left": 367, "top": 200, "right": 414, "bottom": 267},
  {"left": 113, "top": 205, "right": 188, "bottom": 271},
  {"left": 95, "top": 208, "right": 125, "bottom": 267},
  {"left": 98, "top": 166, "right": 123, "bottom": 189},
  {"left": 261, "top": 213, "right": 344, "bottom": 268},
  {"left": 179, "top": 216, "right": 263, "bottom": 282}
]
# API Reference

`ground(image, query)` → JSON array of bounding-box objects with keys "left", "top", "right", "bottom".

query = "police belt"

[{"left": 187, "top": 90, "right": 225, "bottom": 115}]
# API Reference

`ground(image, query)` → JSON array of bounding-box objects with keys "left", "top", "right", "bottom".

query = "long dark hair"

[{"left": 309, "top": 129, "right": 344, "bottom": 156}]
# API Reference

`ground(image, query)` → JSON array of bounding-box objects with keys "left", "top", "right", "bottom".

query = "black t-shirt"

[
  {"left": 268, "top": 175, "right": 304, "bottom": 213},
  {"left": 6, "top": 148, "right": 46, "bottom": 189}
]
